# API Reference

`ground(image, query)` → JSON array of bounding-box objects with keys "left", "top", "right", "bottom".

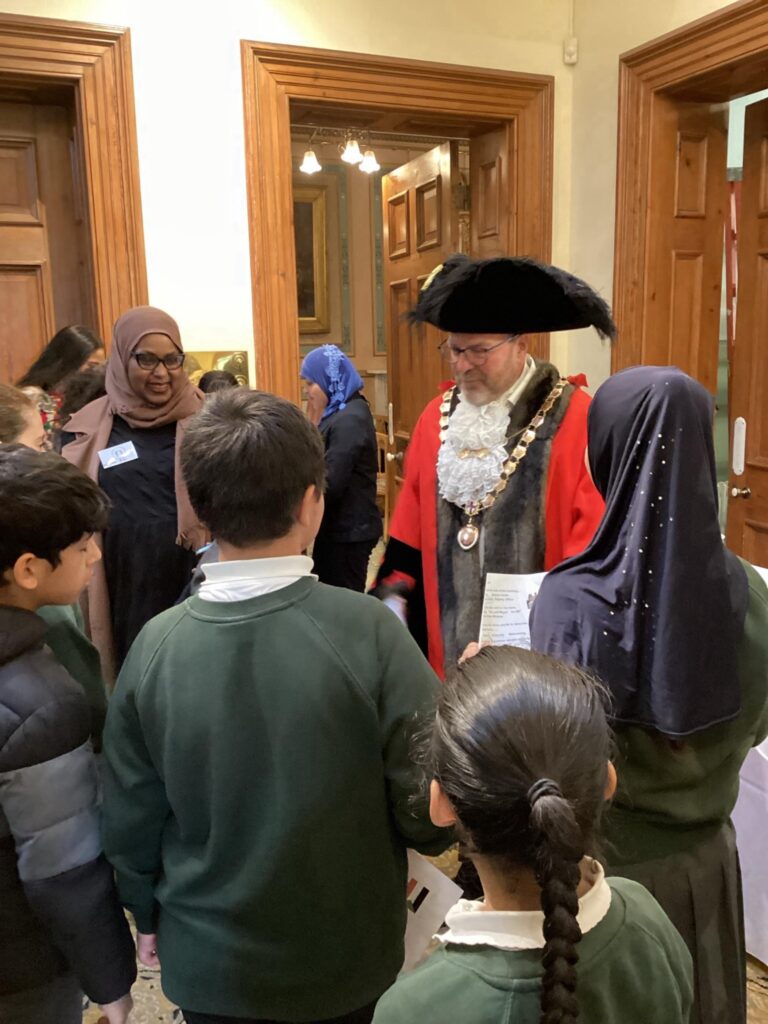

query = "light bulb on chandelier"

[
  {"left": 299, "top": 149, "right": 322, "bottom": 174},
  {"left": 340, "top": 136, "right": 363, "bottom": 164},
  {"left": 358, "top": 149, "right": 380, "bottom": 173}
]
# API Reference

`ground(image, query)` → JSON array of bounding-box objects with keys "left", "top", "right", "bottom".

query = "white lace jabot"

[{"left": 437, "top": 356, "right": 537, "bottom": 508}]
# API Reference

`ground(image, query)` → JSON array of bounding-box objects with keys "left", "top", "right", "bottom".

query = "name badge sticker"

[{"left": 98, "top": 441, "right": 139, "bottom": 469}]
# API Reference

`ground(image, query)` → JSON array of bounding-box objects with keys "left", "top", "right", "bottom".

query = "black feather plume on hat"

[{"left": 408, "top": 254, "right": 617, "bottom": 340}]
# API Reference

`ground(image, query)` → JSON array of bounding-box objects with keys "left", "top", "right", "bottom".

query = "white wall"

[{"left": 2, "top": 0, "right": 574, "bottom": 380}]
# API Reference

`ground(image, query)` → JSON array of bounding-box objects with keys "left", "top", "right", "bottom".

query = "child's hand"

[
  {"left": 137, "top": 931, "right": 160, "bottom": 966},
  {"left": 99, "top": 993, "right": 133, "bottom": 1024},
  {"left": 459, "top": 641, "right": 488, "bottom": 665}
]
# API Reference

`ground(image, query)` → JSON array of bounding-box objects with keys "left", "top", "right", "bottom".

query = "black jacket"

[
  {"left": 0, "top": 605, "right": 136, "bottom": 1001},
  {"left": 316, "top": 395, "right": 382, "bottom": 544}
]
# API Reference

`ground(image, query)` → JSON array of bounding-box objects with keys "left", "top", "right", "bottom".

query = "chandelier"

[{"left": 298, "top": 128, "right": 381, "bottom": 176}]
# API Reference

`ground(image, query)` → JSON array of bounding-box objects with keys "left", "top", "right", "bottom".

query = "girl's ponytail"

[
  {"left": 428, "top": 647, "right": 611, "bottom": 1024},
  {"left": 529, "top": 780, "right": 584, "bottom": 1024}
]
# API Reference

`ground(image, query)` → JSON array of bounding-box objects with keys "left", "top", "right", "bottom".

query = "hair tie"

[{"left": 527, "top": 778, "right": 563, "bottom": 806}]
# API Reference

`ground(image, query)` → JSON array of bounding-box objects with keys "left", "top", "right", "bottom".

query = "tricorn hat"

[{"left": 409, "top": 254, "right": 616, "bottom": 339}]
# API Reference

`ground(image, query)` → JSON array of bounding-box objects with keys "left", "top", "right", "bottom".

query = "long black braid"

[
  {"left": 530, "top": 781, "right": 584, "bottom": 1023},
  {"left": 427, "top": 645, "right": 611, "bottom": 1024}
]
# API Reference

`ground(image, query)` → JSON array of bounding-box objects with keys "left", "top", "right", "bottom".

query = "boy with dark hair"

[
  {"left": 0, "top": 445, "right": 135, "bottom": 1024},
  {"left": 102, "top": 389, "right": 450, "bottom": 1024}
]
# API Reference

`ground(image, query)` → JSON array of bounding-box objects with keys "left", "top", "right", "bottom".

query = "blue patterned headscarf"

[{"left": 300, "top": 345, "right": 364, "bottom": 422}]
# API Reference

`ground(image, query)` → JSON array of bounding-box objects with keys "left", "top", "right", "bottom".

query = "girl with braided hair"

[{"left": 372, "top": 645, "right": 691, "bottom": 1024}]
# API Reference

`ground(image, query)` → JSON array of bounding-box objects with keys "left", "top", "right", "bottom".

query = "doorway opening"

[
  {"left": 0, "top": 78, "right": 94, "bottom": 383},
  {"left": 0, "top": 14, "right": 146, "bottom": 383},
  {"left": 241, "top": 42, "right": 554, "bottom": 408},
  {"left": 612, "top": 0, "right": 768, "bottom": 563}
]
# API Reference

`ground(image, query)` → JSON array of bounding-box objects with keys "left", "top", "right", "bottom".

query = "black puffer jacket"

[{"left": 0, "top": 605, "right": 136, "bottom": 1000}]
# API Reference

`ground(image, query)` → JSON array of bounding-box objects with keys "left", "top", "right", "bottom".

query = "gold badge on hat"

[{"left": 421, "top": 264, "right": 443, "bottom": 292}]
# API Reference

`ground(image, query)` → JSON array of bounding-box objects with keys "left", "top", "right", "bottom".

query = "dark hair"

[
  {"left": 0, "top": 444, "right": 110, "bottom": 577},
  {"left": 0, "top": 384, "right": 36, "bottom": 443},
  {"left": 16, "top": 325, "right": 104, "bottom": 392},
  {"left": 198, "top": 370, "right": 239, "bottom": 395},
  {"left": 181, "top": 389, "right": 326, "bottom": 545},
  {"left": 58, "top": 364, "right": 108, "bottom": 424},
  {"left": 429, "top": 646, "right": 612, "bottom": 1024}
]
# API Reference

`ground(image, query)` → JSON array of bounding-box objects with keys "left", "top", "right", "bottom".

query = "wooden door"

[
  {"left": 619, "top": 99, "right": 728, "bottom": 392},
  {"left": 469, "top": 125, "right": 513, "bottom": 259},
  {"left": 382, "top": 142, "right": 460, "bottom": 501},
  {"left": 0, "top": 100, "right": 94, "bottom": 384},
  {"left": 726, "top": 99, "right": 768, "bottom": 565}
]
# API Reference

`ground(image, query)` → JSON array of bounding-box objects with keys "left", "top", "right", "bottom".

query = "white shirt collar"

[
  {"left": 436, "top": 860, "right": 611, "bottom": 952},
  {"left": 198, "top": 555, "right": 316, "bottom": 603},
  {"left": 455, "top": 354, "right": 537, "bottom": 414}
]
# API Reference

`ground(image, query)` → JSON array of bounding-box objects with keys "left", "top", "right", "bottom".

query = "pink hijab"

[
  {"left": 63, "top": 307, "right": 207, "bottom": 681},
  {"left": 105, "top": 306, "right": 201, "bottom": 428}
]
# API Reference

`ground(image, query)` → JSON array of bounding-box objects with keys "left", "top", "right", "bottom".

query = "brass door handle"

[
  {"left": 386, "top": 452, "right": 403, "bottom": 463},
  {"left": 731, "top": 486, "right": 752, "bottom": 499}
]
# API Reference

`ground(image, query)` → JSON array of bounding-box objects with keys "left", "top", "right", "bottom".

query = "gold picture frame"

[{"left": 293, "top": 185, "right": 329, "bottom": 333}]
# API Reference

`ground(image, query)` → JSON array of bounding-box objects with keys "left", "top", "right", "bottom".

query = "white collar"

[
  {"left": 202, "top": 555, "right": 315, "bottom": 582},
  {"left": 198, "top": 555, "right": 316, "bottom": 603},
  {"left": 437, "top": 860, "right": 611, "bottom": 952}
]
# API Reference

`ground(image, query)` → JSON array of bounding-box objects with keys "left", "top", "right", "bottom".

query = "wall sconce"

[
  {"left": 359, "top": 149, "right": 380, "bottom": 173},
  {"left": 299, "top": 148, "right": 322, "bottom": 174}
]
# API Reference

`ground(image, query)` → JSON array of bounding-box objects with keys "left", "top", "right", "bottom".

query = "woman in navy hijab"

[
  {"left": 530, "top": 365, "right": 768, "bottom": 1024},
  {"left": 301, "top": 345, "right": 382, "bottom": 591}
]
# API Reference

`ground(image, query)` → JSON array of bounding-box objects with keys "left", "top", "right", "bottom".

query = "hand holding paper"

[{"left": 478, "top": 572, "right": 547, "bottom": 649}]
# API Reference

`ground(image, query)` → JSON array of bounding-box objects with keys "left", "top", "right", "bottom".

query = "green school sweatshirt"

[
  {"left": 37, "top": 602, "right": 107, "bottom": 748},
  {"left": 372, "top": 878, "right": 692, "bottom": 1024},
  {"left": 606, "top": 560, "right": 768, "bottom": 863},
  {"left": 102, "top": 578, "right": 452, "bottom": 1020}
]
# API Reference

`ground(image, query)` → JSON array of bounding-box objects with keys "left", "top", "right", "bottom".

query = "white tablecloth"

[{"left": 733, "top": 737, "right": 768, "bottom": 964}]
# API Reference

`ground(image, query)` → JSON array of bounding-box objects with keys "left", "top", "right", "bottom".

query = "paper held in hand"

[
  {"left": 402, "top": 850, "right": 462, "bottom": 973},
  {"left": 478, "top": 571, "right": 547, "bottom": 649}
]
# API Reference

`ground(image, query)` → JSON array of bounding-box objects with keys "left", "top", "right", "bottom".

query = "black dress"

[
  {"left": 312, "top": 395, "right": 382, "bottom": 592},
  {"left": 98, "top": 416, "right": 197, "bottom": 666}
]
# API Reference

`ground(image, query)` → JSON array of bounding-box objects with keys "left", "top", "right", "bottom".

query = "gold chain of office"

[{"left": 439, "top": 378, "right": 568, "bottom": 550}]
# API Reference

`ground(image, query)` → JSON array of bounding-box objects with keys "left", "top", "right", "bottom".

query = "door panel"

[
  {"left": 727, "top": 99, "right": 768, "bottom": 564},
  {"left": 0, "top": 100, "right": 93, "bottom": 383},
  {"left": 383, "top": 142, "right": 460, "bottom": 504},
  {"left": 630, "top": 99, "right": 727, "bottom": 393},
  {"left": 469, "top": 126, "right": 512, "bottom": 259}
]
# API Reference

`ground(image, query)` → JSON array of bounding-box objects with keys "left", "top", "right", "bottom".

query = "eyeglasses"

[
  {"left": 438, "top": 336, "right": 517, "bottom": 366},
  {"left": 132, "top": 351, "right": 186, "bottom": 371}
]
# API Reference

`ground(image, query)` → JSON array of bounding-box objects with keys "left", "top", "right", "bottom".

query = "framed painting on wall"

[
  {"left": 186, "top": 350, "right": 250, "bottom": 387},
  {"left": 293, "top": 185, "right": 329, "bottom": 333},
  {"left": 294, "top": 167, "right": 351, "bottom": 355}
]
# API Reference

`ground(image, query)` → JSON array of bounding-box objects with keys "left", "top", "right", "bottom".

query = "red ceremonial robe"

[{"left": 385, "top": 380, "right": 603, "bottom": 678}]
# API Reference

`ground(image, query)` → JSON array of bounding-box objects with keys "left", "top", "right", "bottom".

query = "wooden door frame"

[
  {"left": 613, "top": 0, "right": 768, "bottom": 372},
  {"left": 241, "top": 42, "right": 554, "bottom": 401},
  {"left": 0, "top": 13, "right": 147, "bottom": 345}
]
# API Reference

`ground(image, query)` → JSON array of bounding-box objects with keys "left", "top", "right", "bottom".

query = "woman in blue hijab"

[{"left": 300, "top": 345, "right": 382, "bottom": 591}]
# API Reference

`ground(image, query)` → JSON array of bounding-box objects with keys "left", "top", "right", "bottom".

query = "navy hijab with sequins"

[{"left": 530, "top": 365, "right": 748, "bottom": 737}]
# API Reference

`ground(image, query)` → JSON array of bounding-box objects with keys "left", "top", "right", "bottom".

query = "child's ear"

[
  {"left": 11, "top": 553, "right": 43, "bottom": 592},
  {"left": 604, "top": 761, "right": 617, "bottom": 802},
  {"left": 297, "top": 484, "right": 324, "bottom": 528},
  {"left": 429, "top": 779, "right": 458, "bottom": 828}
]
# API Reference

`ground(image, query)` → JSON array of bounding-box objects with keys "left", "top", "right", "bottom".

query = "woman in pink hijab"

[{"left": 63, "top": 307, "right": 206, "bottom": 678}]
